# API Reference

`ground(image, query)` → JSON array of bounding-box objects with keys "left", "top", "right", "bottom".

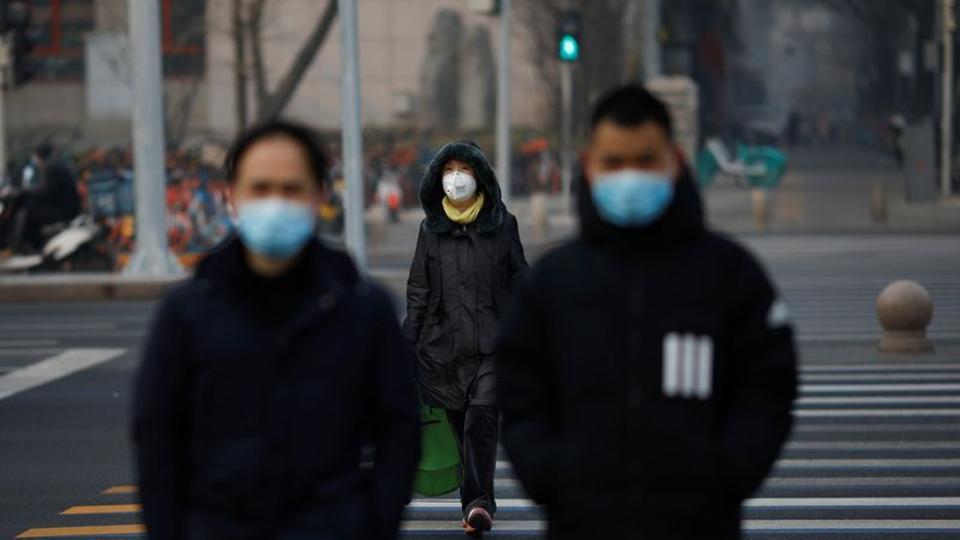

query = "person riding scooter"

[{"left": 3, "top": 160, "right": 81, "bottom": 255}]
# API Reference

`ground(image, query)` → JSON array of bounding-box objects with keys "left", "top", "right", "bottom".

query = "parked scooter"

[
  {"left": 697, "top": 137, "right": 788, "bottom": 189},
  {"left": 0, "top": 214, "right": 113, "bottom": 273}
]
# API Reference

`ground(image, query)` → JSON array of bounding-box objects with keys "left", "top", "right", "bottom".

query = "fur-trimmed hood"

[{"left": 418, "top": 141, "right": 505, "bottom": 235}]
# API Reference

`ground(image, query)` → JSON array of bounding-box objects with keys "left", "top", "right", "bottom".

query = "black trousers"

[{"left": 447, "top": 405, "right": 499, "bottom": 517}]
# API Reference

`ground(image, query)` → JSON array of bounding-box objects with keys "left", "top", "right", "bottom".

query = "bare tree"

[
  {"left": 247, "top": 0, "right": 339, "bottom": 123},
  {"left": 164, "top": 1, "right": 209, "bottom": 146},
  {"left": 421, "top": 10, "right": 465, "bottom": 131},
  {"left": 515, "top": 0, "right": 626, "bottom": 131},
  {"left": 85, "top": 0, "right": 207, "bottom": 146},
  {"left": 233, "top": 0, "right": 249, "bottom": 130},
  {"left": 515, "top": 0, "right": 563, "bottom": 129}
]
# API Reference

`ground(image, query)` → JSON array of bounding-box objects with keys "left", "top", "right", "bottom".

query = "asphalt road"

[{"left": 1, "top": 234, "right": 959, "bottom": 539}]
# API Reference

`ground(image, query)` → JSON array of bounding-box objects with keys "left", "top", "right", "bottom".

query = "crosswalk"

[
  {"left": 0, "top": 302, "right": 152, "bottom": 350},
  {"left": 6, "top": 353, "right": 959, "bottom": 538}
]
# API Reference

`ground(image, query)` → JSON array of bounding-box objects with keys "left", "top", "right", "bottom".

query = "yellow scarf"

[{"left": 443, "top": 192, "right": 485, "bottom": 225}]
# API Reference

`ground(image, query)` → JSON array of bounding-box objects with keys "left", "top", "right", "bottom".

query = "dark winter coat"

[
  {"left": 33, "top": 162, "right": 81, "bottom": 224},
  {"left": 132, "top": 237, "right": 420, "bottom": 540},
  {"left": 403, "top": 141, "right": 528, "bottom": 410},
  {"left": 497, "top": 169, "right": 798, "bottom": 540}
]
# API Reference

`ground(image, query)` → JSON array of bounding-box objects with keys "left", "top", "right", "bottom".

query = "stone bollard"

[
  {"left": 530, "top": 191, "right": 549, "bottom": 243},
  {"left": 751, "top": 189, "right": 770, "bottom": 231},
  {"left": 870, "top": 180, "right": 888, "bottom": 224},
  {"left": 877, "top": 280, "right": 934, "bottom": 353},
  {"left": 366, "top": 205, "right": 388, "bottom": 246}
]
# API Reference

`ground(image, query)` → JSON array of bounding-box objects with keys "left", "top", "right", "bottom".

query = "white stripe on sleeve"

[
  {"left": 682, "top": 334, "right": 697, "bottom": 397},
  {"left": 663, "top": 333, "right": 681, "bottom": 397},
  {"left": 697, "top": 336, "right": 714, "bottom": 400}
]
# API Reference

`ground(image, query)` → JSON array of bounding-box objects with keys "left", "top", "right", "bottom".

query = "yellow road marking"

[
  {"left": 61, "top": 504, "right": 141, "bottom": 515},
  {"left": 102, "top": 485, "right": 137, "bottom": 495},
  {"left": 17, "top": 525, "right": 145, "bottom": 538}
]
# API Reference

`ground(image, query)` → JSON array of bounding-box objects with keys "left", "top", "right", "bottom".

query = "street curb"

[
  {"left": 0, "top": 271, "right": 410, "bottom": 303},
  {"left": 0, "top": 274, "right": 185, "bottom": 302}
]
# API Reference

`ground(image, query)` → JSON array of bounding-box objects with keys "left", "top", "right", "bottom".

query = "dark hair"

[
  {"left": 224, "top": 120, "right": 328, "bottom": 186},
  {"left": 589, "top": 84, "right": 673, "bottom": 138},
  {"left": 35, "top": 142, "right": 54, "bottom": 161}
]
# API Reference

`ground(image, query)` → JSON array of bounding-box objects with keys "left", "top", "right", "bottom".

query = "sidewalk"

[
  {"left": 0, "top": 273, "right": 182, "bottom": 302},
  {"left": 705, "top": 146, "right": 960, "bottom": 234}
]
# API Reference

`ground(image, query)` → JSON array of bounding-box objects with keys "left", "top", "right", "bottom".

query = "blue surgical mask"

[
  {"left": 590, "top": 169, "right": 675, "bottom": 227},
  {"left": 236, "top": 198, "right": 316, "bottom": 260}
]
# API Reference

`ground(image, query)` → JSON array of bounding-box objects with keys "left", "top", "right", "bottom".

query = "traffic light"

[
  {"left": 1, "top": 0, "right": 36, "bottom": 86},
  {"left": 557, "top": 10, "right": 581, "bottom": 62}
]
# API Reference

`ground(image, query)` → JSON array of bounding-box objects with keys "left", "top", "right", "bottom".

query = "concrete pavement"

[{"left": 704, "top": 146, "right": 960, "bottom": 234}]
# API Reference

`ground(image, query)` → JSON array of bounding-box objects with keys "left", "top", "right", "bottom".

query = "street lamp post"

[
  {"left": 124, "top": 0, "right": 182, "bottom": 276},
  {"left": 496, "top": 0, "right": 512, "bottom": 209},
  {"left": 942, "top": 0, "right": 956, "bottom": 198},
  {"left": 558, "top": 9, "right": 581, "bottom": 213},
  {"left": 338, "top": 0, "right": 367, "bottom": 270}
]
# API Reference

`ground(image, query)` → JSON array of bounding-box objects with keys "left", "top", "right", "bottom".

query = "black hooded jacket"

[
  {"left": 497, "top": 169, "right": 798, "bottom": 539},
  {"left": 133, "top": 237, "right": 420, "bottom": 540},
  {"left": 403, "top": 141, "right": 528, "bottom": 410}
]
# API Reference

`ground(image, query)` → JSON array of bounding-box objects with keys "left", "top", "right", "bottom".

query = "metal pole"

[
  {"left": 0, "top": 40, "right": 7, "bottom": 184},
  {"left": 643, "top": 0, "right": 662, "bottom": 81},
  {"left": 124, "top": 0, "right": 181, "bottom": 276},
  {"left": 338, "top": 0, "right": 366, "bottom": 270},
  {"left": 942, "top": 0, "right": 955, "bottom": 198},
  {"left": 496, "top": 0, "right": 512, "bottom": 209},
  {"left": 560, "top": 61, "right": 573, "bottom": 212}
]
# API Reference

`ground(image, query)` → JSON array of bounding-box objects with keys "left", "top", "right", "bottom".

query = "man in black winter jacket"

[
  {"left": 497, "top": 86, "right": 797, "bottom": 539},
  {"left": 133, "top": 121, "right": 420, "bottom": 540}
]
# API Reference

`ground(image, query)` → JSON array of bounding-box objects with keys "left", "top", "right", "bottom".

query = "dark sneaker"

[{"left": 463, "top": 507, "right": 493, "bottom": 537}]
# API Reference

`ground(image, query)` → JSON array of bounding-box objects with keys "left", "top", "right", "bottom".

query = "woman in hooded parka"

[{"left": 404, "top": 141, "right": 528, "bottom": 536}]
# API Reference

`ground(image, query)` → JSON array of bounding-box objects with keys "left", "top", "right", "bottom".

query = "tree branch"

[
  {"left": 249, "top": 0, "right": 269, "bottom": 107},
  {"left": 255, "top": 0, "right": 338, "bottom": 122},
  {"left": 232, "top": 0, "right": 249, "bottom": 130}
]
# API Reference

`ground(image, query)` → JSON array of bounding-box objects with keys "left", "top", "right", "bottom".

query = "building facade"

[{"left": 7, "top": 0, "right": 548, "bottom": 155}]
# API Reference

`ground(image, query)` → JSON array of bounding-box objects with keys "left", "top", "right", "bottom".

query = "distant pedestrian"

[
  {"left": 497, "top": 85, "right": 798, "bottom": 540},
  {"left": 404, "top": 140, "right": 528, "bottom": 536},
  {"left": 133, "top": 121, "right": 420, "bottom": 540},
  {"left": 785, "top": 109, "right": 801, "bottom": 148},
  {"left": 376, "top": 170, "right": 403, "bottom": 223},
  {"left": 1, "top": 144, "right": 80, "bottom": 255},
  {"left": 889, "top": 114, "right": 906, "bottom": 168},
  {"left": 20, "top": 142, "right": 53, "bottom": 190}
]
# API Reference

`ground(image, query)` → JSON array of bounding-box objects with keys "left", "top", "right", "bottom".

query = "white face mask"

[{"left": 442, "top": 171, "right": 478, "bottom": 203}]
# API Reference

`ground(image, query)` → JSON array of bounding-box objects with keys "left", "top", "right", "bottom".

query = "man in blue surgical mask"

[
  {"left": 133, "top": 121, "right": 420, "bottom": 540},
  {"left": 497, "top": 85, "right": 798, "bottom": 540}
]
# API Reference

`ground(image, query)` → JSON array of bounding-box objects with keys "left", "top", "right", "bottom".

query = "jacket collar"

[{"left": 194, "top": 235, "right": 360, "bottom": 302}]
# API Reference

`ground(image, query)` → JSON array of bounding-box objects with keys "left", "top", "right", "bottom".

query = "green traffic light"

[{"left": 559, "top": 34, "right": 579, "bottom": 62}]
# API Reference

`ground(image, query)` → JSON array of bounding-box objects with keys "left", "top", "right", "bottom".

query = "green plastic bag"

[{"left": 414, "top": 404, "right": 461, "bottom": 497}]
